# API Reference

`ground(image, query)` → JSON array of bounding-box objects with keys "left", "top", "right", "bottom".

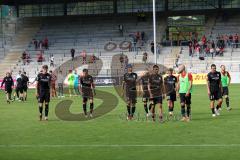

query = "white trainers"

[
  {"left": 146, "top": 113, "right": 151, "bottom": 118},
  {"left": 89, "top": 114, "right": 93, "bottom": 118},
  {"left": 212, "top": 114, "right": 216, "bottom": 117},
  {"left": 227, "top": 107, "right": 232, "bottom": 111},
  {"left": 169, "top": 112, "right": 173, "bottom": 116},
  {"left": 45, "top": 117, "right": 48, "bottom": 121},
  {"left": 215, "top": 109, "right": 220, "bottom": 116}
]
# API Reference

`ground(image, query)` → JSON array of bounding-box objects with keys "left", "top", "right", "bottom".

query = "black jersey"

[
  {"left": 123, "top": 72, "right": 138, "bottom": 91},
  {"left": 164, "top": 75, "right": 177, "bottom": 94},
  {"left": 80, "top": 75, "right": 94, "bottom": 97},
  {"left": 16, "top": 76, "right": 23, "bottom": 88},
  {"left": 1, "top": 76, "right": 14, "bottom": 89},
  {"left": 36, "top": 73, "right": 51, "bottom": 92},
  {"left": 149, "top": 73, "right": 163, "bottom": 97},
  {"left": 22, "top": 75, "right": 29, "bottom": 87},
  {"left": 80, "top": 75, "right": 93, "bottom": 88},
  {"left": 140, "top": 74, "right": 149, "bottom": 92},
  {"left": 207, "top": 71, "right": 221, "bottom": 92}
]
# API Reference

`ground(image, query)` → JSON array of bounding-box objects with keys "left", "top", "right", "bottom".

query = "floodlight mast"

[{"left": 152, "top": 0, "right": 157, "bottom": 64}]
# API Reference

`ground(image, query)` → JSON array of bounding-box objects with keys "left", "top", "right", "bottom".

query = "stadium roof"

[{"left": 1, "top": 0, "right": 113, "bottom": 5}]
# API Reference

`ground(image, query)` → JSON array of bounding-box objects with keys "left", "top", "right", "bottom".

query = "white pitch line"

[{"left": 1, "top": 144, "right": 240, "bottom": 148}]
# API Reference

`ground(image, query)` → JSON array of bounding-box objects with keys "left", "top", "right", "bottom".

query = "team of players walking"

[
  {"left": 123, "top": 63, "right": 231, "bottom": 122},
  {"left": 1, "top": 63, "right": 231, "bottom": 121}
]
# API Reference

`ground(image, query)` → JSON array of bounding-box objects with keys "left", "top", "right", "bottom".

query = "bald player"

[
  {"left": 177, "top": 64, "right": 193, "bottom": 122},
  {"left": 220, "top": 65, "right": 231, "bottom": 111}
]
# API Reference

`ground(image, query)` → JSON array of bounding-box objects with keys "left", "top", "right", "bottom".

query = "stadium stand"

[
  {"left": 178, "top": 14, "right": 240, "bottom": 73},
  {"left": 2, "top": 15, "right": 173, "bottom": 80}
]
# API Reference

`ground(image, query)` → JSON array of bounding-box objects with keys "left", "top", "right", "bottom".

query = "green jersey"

[
  {"left": 68, "top": 73, "right": 75, "bottom": 86},
  {"left": 179, "top": 73, "right": 192, "bottom": 94},
  {"left": 221, "top": 71, "right": 230, "bottom": 87}
]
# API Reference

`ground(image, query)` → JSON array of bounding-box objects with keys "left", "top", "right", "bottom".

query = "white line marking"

[{"left": 1, "top": 144, "right": 240, "bottom": 148}]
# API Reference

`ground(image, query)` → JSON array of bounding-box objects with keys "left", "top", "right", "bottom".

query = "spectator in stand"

[
  {"left": 220, "top": 47, "right": 224, "bottom": 56},
  {"left": 136, "top": 31, "right": 141, "bottom": 42},
  {"left": 141, "top": 31, "right": 145, "bottom": 42},
  {"left": 38, "top": 40, "right": 43, "bottom": 50},
  {"left": 90, "top": 54, "right": 96, "bottom": 63},
  {"left": 133, "top": 36, "right": 137, "bottom": 51},
  {"left": 44, "top": 37, "right": 49, "bottom": 50},
  {"left": 216, "top": 47, "right": 220, "bottom": 56},
  {"left": 81, "top": 50, "right": 87, "bottom": 64},
  {"left": 195, "top": 44, "right": 200, "bottom": 57},
  {"left": 37, "top": 51, "right": 44, "bottom": 65},
  {"left": 150, "top": 41, "right": 154, "bottom": 54},
  {"left": 201, "top": 35, "right": 207, "bottom": 49},
  {"left": 26, "top": 54, "right": 30, "bottom": 65},
  {"left": 124, "top": 56, "right": 129, "bottom": 69},
  {"left": 224, "top": 34, "right": 229, "bottom": 47},
  {"left": 142, "top": 52, "right": 148, "bottom": 64},
  {"left": 193, "top": 39, "right": 197, "bottom": 50},
  {"left": 211, "top": 40, "right": 215, "bottom": 49},
  {"left": 118, "top": 24, "right": 124, "bottom": 37},
  {"left": 205, "top": 44, "right": 210, "bottom": 56},
  {"left": 189, "top": 41, "right": 193, "bottom": 57},
  {"left": 33, "top": 39, "right": 38, "bottom": 50},
  {"left": 210, "top": 47, "right": 215, "bottom": 58},
  {"left": 71, "top": 48, "right": 75, "bottom": 61},
  {"left": 217, "top": 37, "right": 225, "bottom": 49},
  {"left": 50, "top": 54, "right": 54, "bottom": 67},
  {"left": 229, "top": 34, "right": 233, "bottom": 46},
  {"left": 22, "top": 51, "right": 27, "bottom": 65},
  {"left": 234, "top": 34, "right": 239, "bottom": 48},
  {"left": 119, "top": 54, "right": 124, "bottom": 68}
]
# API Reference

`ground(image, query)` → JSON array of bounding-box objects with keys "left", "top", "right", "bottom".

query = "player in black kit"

[
  {"left": 206, "top": 64, "right": 223, "bottom": 117},
  {"left": 1, "top": 72, "right": 14, "bottom": 104},
  {"left": 35, "top": 65, "right": 51, "bottom": 121},
  {"left": 139, "top": 69, "right": 151, "bottom": 117},
  {"left": 122, "top": 64, "right": 138, "bottom": 120},
  {"left": 164, "top": 68, "right": 177, "bottom": 116},
  {"left": 148, "top": 65, "right": 164, "bottom": 122},
  {"left": 79, "top": 69, "right": 95, "bottom": 118},
  {"left": 16, "top": 74, "right": 24, "bottom": 101},
  {"left": 22, "top": 72, "right": 29, "bottom": 101}
]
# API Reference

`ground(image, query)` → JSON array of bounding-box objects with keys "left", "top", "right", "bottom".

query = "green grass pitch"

[{"left": 0, "top": 84, "right": 240, "bottom": 160}]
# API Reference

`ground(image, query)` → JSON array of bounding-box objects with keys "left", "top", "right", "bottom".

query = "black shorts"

[
  {"left": 209, "top": 91, "right": 222, "bottom": 101},
  {"left": 125, "top": 90, "right": 137, "bottom": 103},
  {"left": 167, "top": 92, "right": 176, "bottom": 102},
  {"left": 82, "top": 96, "right": 94, "bottom": 103},
  {"left": 23, "top": 86, "right": 28, "bottom": 92},
  {"left": 150, "top": 96, "right": 163, "bottom": 105},
  {"left": 222, "top": 87, "right": 229, "bottom": 96},
  {"left": 5, "top": 87, "right": 12, "bottom": 94},
  {"left": 39, "top": 91, "right": 50, "bottom": 103},
  {"left": 180, "top": 93, "right": 191, "bottom": 105},
  {"left": 16, "top": 87, "right": 24, "bottom": 94},
  {"left": 142, "top": 92, "right": 150, "bottom": 102}
]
